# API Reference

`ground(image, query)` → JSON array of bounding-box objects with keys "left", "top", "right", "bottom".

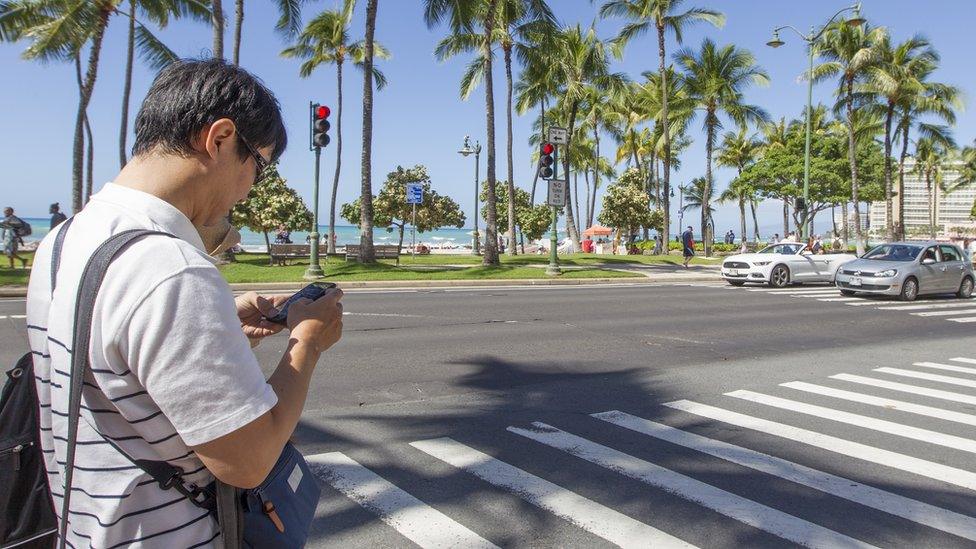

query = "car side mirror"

[{"left": 922, "top": 258, "right": 936, "bottom": 265}]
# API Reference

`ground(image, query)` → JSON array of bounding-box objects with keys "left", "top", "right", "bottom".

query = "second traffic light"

[
  {"left": 539, "top": 142, "right": 555, "bottom": 179},
  {"left": 311, "top": 103, "right": 331, "bottom": 149}
]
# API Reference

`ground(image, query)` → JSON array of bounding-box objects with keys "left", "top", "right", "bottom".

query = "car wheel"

[
  {"left": 840, "top": 289, "right": 856, "bottom": 297},
  {"left": 959, "top": 276, "right": 974, "bottom": 299},
  {"left": 768, "top": 265, "right": 790, "bottom": 288},
  {"left": 727, "top": 280, "right": 746, "bottom": 286},
  {"left": 900, "top": 277, "right": 919, "bottom": 302}
]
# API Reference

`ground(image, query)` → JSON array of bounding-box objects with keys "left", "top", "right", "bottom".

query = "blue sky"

[{"left": 1, "top": 0, "right": 973, "bottom": 236}]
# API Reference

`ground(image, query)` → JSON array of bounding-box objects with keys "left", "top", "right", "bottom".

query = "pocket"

[{"left": 243, "top": 443, "right": 321, "bottom": 549}]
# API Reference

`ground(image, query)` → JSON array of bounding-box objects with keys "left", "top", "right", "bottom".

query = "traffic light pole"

[
  {"left": 304, "top": 146, "right": 325, "bottom": 279},
  {"left": 546, "top": 144, "right": 561, "bottom": 276}
]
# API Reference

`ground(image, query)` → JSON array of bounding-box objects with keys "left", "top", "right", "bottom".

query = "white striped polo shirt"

[{"left": 26, "top": 183, "right": 278, "bottom": 548}]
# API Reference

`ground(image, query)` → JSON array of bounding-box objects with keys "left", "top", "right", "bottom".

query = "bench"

[
  {"left": 269, "top": 244, "right": 327, "bottom": 266},
  {"left": 345, "top": 244, "right": 401, "bottom": 265}
]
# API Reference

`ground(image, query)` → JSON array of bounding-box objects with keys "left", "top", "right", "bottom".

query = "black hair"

[{"left": 132, "top": 58, "right": 287, "bottom": 162}]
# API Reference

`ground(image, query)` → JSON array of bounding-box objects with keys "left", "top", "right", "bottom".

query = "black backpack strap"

[
  {"left": 50, "top": 217, "right": 75, "bottom": 292},
  {"left": 58, "top": 229, "right": 219, "bottom": 547}
]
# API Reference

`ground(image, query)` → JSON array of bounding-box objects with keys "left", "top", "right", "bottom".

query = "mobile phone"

[{"left": 266, "top": 282, "right": 338, "bottom": 325}]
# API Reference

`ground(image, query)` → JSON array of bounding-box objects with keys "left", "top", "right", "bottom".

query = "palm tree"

[
  {"left": 232, "top": 0, "right": 311, "bottom": 65},
  {"left": 676, "top": 38, "right": 769, "bottom": 256},
  {"left": 434, "top": 0, "right": 556, "bottom": 256},
  {"left": 426, "top": 0, "right": 502, "bottom": 265},
  {"left": 860, "top": 34, "right": 937, "bottom": 240},
  {"left": 578, "top": 84, "right": 623, "bottom": 229},
  {"left": 358, "top": 0, "right": 379, "bottom": 262},
  {"left": 716, "top": 128, "right": 760, "bottom": 246},
  {"left": 282, "top": 0, "right": 390, "bottom": 254},
  {"left": 913, "top": 138, "right": 952, "bottom": 239},
  {"left": 812, "top": 21, "right": 886, "bottom": 255},
  {"left": 119, "top": 1, "right": 207, "bottom": 168},
  {"left": 550, "top": 24, "right": 626, "bottom": 252},
  {"left": 514, "top": 25, "right": 561, "bottom": 204},
  {"left": 600, "top": 0, "right": 723, "bottom": 250},
  {"left": 212, "top": 0, "right": 223, "bottom": 58},
  {"left": 681, "top": 176, "right": 714, "bottom": 240}
]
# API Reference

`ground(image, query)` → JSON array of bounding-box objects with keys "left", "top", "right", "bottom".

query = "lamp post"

[
  {"left": 766, "top": 3, "right": 865, "bottom": 242},
  {"left": 458, "top": 136, "right": 482, "bottom": 255}
]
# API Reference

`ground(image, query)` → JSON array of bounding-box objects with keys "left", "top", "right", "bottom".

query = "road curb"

[{"left": 0, "top": 274, "right": 722, "bottom": 297}]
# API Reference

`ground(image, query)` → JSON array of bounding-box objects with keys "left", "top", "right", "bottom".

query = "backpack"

[{"left": 12, "top": 217, "right": 31, "bottom": 238}]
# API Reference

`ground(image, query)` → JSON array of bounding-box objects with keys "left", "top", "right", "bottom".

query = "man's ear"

[{"left": 195, "top": 118, "right": 237, "bottom": 161}]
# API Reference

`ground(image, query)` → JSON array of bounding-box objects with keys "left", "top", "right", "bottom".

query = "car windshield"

[
  {"left": 862, "top": 244, "right": 922, "bottom": 262},
  {"left": 757, "top": 244, "right": 802, "bottom": 255}
]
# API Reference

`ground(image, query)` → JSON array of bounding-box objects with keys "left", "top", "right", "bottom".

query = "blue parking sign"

[{"left": 406, "top": 183, "right": 423, "bottom": 204}]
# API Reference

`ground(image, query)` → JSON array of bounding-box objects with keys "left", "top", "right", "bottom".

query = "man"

[
  {"left": 2, "top": 207, "right": 28, "bottom": 268},
  {"left": 49, "top": 202, "right": 67, "bottom": 229},
  {"left": 26, "top": 59, "right": 343, "bottom": 548},
  {"left": 681, "top": 225, "right": 695, "bottom": 268}
]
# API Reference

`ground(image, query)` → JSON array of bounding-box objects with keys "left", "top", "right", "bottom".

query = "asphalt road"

[{"left": 4, "top": 282, "right": 976, "bottom": 548}]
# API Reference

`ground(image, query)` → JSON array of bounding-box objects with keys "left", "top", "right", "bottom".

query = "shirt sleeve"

[{"left": 120, "top": 266, "right": 278, "bottom": 446}]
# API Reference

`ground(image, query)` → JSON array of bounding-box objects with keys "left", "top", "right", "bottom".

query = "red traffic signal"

[
  {"left": 311, "top": 102, "right": 331, "bottom": 149},
  {"left": 317, "top": 105, "right": 331, "bottom": 119},
  {"left": 541, "top": 142, "right": 554, "bottom": 155},
  {"left": 538, "top": 142, "right": 555, "bottom": 179}
]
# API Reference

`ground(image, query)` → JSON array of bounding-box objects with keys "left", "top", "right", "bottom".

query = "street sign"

[
  {"left": 547, "top": 179, "right": 566, "bottom": 207},
  {"left": 548, "top": 126, "right": 568, "bottom": 145},
  {"left": 406, "top": 183, "right": 423, "bottom": 204}
]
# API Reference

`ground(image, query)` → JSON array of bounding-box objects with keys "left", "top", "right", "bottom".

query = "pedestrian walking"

[
  {"left": 24, "top": 59, "right": 343, "bottom": 548},
  {"left": 49, "top": 203, "right": 67, "bottom": 230},
  {"left": 2, "top": 207, "right": 28, "bottom": 268},
  {"left": 811, "top": 234, "right": 824, "bottom": 254},
  {"left": 682, "top": 225, "right": 695, "bottom": 268}
]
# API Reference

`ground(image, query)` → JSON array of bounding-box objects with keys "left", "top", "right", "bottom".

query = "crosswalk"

[
  {"left": 304, "top": 356, "right": 976, "bottom": 547},
  {"left": 679, "top": 282, "right": 976, "bottom": 324}
]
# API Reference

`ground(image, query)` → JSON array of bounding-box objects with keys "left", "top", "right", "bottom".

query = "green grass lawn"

[
  {"left": 219, "top": 253, "right": 635, "bottom": 283},
  {"left": 394, "top": 252, "right": 719, "bottom": 267}
]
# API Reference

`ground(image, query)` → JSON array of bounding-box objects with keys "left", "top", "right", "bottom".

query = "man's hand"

[
  {"left": 287, "top": 288, "right": 344, "bottom": 354},
  {"left": 236, "top": 292, "right": 289, "bottom": 342}
]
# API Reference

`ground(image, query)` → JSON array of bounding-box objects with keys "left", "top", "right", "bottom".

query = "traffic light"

[
  {"left": 310, "top": 103, "right": 331, "bottom": 149},
  {"left": 795, "top": 197, "right": 807, "bottom": 212},
  {"left": 538, "top": 142, "right": 555, "bottom": 179}
]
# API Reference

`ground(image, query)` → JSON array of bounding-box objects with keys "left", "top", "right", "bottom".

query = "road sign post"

[
  {"left": 546, "top": 142, "right": 562, "bottom": 276},
  {"left": 548, "top": 126, "right": 568, "bottom": 145},
  {"left": 406, "top": 183, "right": 423, "bottom": 259}
]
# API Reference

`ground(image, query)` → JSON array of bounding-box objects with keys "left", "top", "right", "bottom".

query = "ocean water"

[{"left": 20, "top": 218, "right": 567, "bottom": 251}]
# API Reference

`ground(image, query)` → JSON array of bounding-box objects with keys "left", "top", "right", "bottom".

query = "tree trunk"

[
  {"left": 703, "top": 108, "right": 715, "bottom": 256},
  {"left": 263, "top": 230, "right": 272, "bottom": 265},
  {"left": 397, "top": 223, "right": 406, "bottom": 253},
  {"left": 928, "top": 171, "right": 936, "bottom": 239},
  {"left": 882, "top": 102, "right": 894, "bottom": 240},
  {"left": 212, "top": 0, "right": 224, "bottom": 59},
  {"left": 328, "top": 60, "right": 344, "bottom": 255},
  {"left": 503, "top": 44, "right": 516, "bottom": 255},
  {"left": 593, "top": 118, "right": 600, "bottom": 230},
  {"left": 119, "top": 0, "right": 135, "bottom": 168},
  {"left": 831, "top": 205, "right": 837, "bottom": 238},
  {"left": 846, "top": 79, "right": 864, "bottom": 255},
  {"left": 84, "top": 114, "right": 94, "bottom": 203},
  {"left": 72, "top": 8, "right": 110, "bottom": 213},
  {"left": 561, "top": 100, "right": 582, "bottom": 251},
  {"left": 232, "top": 0, "right": 243, "bottom": 65},
  {"left": 584, "top": 170, "right": 591, "bottom": 229},
  {"left": 657, "top": 22, "right": 672, "bottom": 254},
  {"left": 783, "top": 199, "right": 789, "bottom": 235},
  {"left": 842, "top": 202, "right": 850, "bottom": 246},
  {"left": 481, "top": 0, "right": 500, "bottom": 265},
  {"left": 530, "top": 97, "right": 545, "bottom": 204},
  {"left": 896, "top": 122, "right": 910, "bottom": 240},
  {"left": 750, "top": 200, "right": 760, "bottom": 243},
  {"left": 358, "top": 0, "right": 379, "bottom": 262},
  {"left": 573, "top": 172, "right": 581, "bottom": 231}
]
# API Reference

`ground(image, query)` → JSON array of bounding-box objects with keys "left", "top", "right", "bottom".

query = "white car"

[{"left": 721, "top": 242, "right": 857, "bottom": 287}]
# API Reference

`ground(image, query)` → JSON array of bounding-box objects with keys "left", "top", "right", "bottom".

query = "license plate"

[
  {"left": 728, "top": 269, "right": 739, "bottom": 276},
  {"left": 850, "top": 277, "right": 862, "bottom": 287}
]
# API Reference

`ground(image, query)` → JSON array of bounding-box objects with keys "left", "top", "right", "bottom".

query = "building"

[{"left": 869, "top": 158, "right": 976, "bottom": 238}]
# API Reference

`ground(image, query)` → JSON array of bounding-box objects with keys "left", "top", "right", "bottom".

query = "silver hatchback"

[{"left": 834, "top": 241, "right": 975, "bottom": 301}]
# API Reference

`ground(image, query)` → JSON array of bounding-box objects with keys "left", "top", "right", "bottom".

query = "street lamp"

[
  {"left": 766, "top": 3, "right": 865, "bottom": 242},
  {"left": 458, "top": 135, "right": 482, "bottom": 255}
]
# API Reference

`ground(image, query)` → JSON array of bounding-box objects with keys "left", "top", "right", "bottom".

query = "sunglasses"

[{"left": 238, "top": 134, "right": 270, "bottom": 183}]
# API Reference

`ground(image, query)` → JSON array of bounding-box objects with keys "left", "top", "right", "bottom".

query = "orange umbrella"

[{"left": 582, "top": 225, "right": 612, "bottom": 237}]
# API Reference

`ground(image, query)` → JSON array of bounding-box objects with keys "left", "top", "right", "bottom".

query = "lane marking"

[
  {"left": 510, "top": 422, "right": 874, "bottom": 549},
  {"left": 912, "top": 308, "right": 976, "bottom": 317},
  {"left": 874, "top": 300, "right": 976, "bottom": 311},
  {"left": 844, "top": 301, "right": 894, "bottom": 306},
  {"left": 913, "top": 361, "right": 976, "bottom": 376},
  {"left": 951, "top": 358, "right": 976, "bottom": 365},
  {"left": 948, "top": 317, "right": 976, "bottom": 323},
  {"left": 817, "top": 297, "right": 862, "bottom": 302},
  {"left": 307, "top": 452, "right": 498, "bottom": 549},
  {"left": 593, "top": 410, "right": 976, "bottom": 542},
  {"left": 727, "top": 390, "right": 976, "bottom": 455},
  {"left": 749, "top": 288, "right": 835, "bottom": 294},
  {"left": 0, "top": 315, "right": 26, "bottom": 320},
  {"left": 343, "top": 312, "right": 426, "bottom": 318},
  {"left": 410, "top": 438, "right": 694, "bottom": 548},
  {"left": 794, "top": 293, "right": 846, "bottom": 298},
  {"left": 875, "top": 367, "right": 976, "bottom": 389},
  {"left": 664, "top": 400, "right": 976, "bottom": 491},
  {"left": 781, "top": 381, "right": 976, "bottom": 427},
  {"left": 831, "top": 374, "right": 976, "bottom": 406}
]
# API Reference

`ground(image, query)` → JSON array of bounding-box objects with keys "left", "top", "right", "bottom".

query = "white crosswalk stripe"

[
  {"left": 830, "top": 373, "right": 976, "bottom": 406},
  {"left": 948, "top": 316, "right": 976, "bottom": 323},
  {"left": 509, "top": 422, "right": 875, "bottom": 549},
  {"left": 307, "top": 452, "right": 498, "bottom": 549},
  {"left": 664, "top": 399, "right": 976, "bottom": 491},
  {"left": 912, "top": 308, "right": 976, "bottom": 316},
  {"left": 410, "top": 437, "right": 695, "bottom": 548},
  {"left": 592, "top": 410, "right": 976, "bottom": 542},
  {"left": 913, "top": 361, "right": 976, "bottom": 375},
  {"left": 875, "top": 300, "right": 976, "bottom": 311},
  {"left": 875, "top": 367, "right": 976, "bottom": 389},
  {"left": 952, "top": 357, "right": 976, "bottom": 365}
]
